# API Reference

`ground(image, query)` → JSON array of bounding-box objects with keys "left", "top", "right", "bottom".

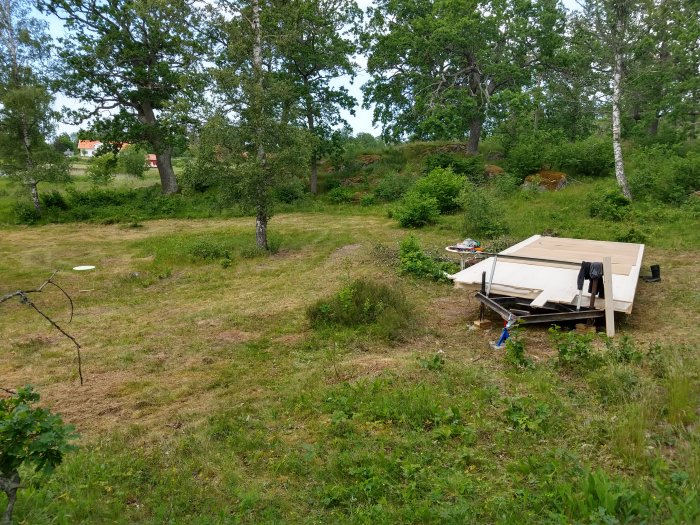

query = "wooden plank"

[{"left": 603, "top": 256, "right": 615, "bottom": 337}]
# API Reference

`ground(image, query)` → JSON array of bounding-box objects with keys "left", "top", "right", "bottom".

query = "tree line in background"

[{"left": 0, "top": 0, "right": 698, "bottom": 246}]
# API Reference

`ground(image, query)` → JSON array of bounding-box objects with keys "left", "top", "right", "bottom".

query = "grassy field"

[{"left": 1, "top": 182, "right": 699, "bottom": 523}]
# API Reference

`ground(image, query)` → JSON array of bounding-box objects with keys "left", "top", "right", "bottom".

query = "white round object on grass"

[{"left": 73, "top": 265, "right": 96, "bottom": 271}]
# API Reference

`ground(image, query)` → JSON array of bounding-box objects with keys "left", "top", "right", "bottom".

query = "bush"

[
  {"left": 554, "top": 135, "right": 614, "bottom": 178},
  {"left": 118, "top": 145, "right": 149, "bottom": 178},
  {"left": 11, "top": 200, "right": 40, "bottom": 224},
  {"left": 628, "top": 146, "right": 700, "bottom": 204},
  {"left": 40, "top": 190, "right": 68, "bottom": 210},
  {"left": 87, "top": 153, "right": 118, "bottom": 185},
  {"left": 505, "top": 131, "right": 562, "bottom": 179},
  {"left": 373, "top": 172, "right": 415, "bottom": 202},
  {"left": 326, "top": 186, "right": 355, "bottom": 204},
  {"left": 394, "top": 190, "right": 440, "bottom": 228},
  {"left": 274, "top": 177, "right": 307, "bottom": 204},
  {"left": 307, "top": 278, "right": 414, "bottom": 340},
  {"left": 188, "top": 238, "right": 231, "bottom": 261},
  {"left": 398, "top": 235, "right": 456, "bottom": 282},
  {"left": 589, "top": 190, "right": 631, "bottom": 221},
  {"left": 457, "top": 182, "right": 508, "bottom": 238},
  {"left": 424, "top": 152, "right": 485, "bottom": 183},
  {"left": 412, "top": 167, "right": 463, "bottom": 213},
  {"left": 549, "top": 325, "right": 602, "bottom": 372}
]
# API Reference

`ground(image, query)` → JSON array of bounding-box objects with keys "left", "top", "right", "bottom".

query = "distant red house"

[
  {"left": 147, "top": 154, "right": 157, "bottom": 168},
  {"left": 77, "top": 140, "right": 131, "bottom": 157}
]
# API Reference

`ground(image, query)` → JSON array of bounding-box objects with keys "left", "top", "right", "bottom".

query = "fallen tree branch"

[{"left": 1, "top": 272, "right": 83, "bottom": 385}]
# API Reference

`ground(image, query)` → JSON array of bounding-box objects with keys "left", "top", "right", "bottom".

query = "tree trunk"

[
  {"left": 28, "top": 179, "right": 40, "bottom": 213},
  {"left": 467, "top": 117, "right": 482, "bottom": 154},
  {"left": 1, "top": 472, "right": 20, "bottom": 525},
  {"left": 138, "top": 102, "right": 179, "bottom": 195},
  {"left": 256, "top": 206, "right": 268, "bottom": 250},
  {"left": 305, "top": 93, "right": 318, "bottom": 194},
  {"left": 612, "top": 43, "right": 632, "bottom": 200},
  {"left": 154, "top": 149, "right": 178, "bottom": 195},
  {"left": 252, "top": 0, "right": 268, "bottom": 250}
]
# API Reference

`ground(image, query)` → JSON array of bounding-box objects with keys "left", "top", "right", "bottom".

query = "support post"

[
  {"left": 486, "top": 256, "right": 498, "bottom": 296},
  {"left": 603, "top": 256, "right": 615, "bottom": 337}
]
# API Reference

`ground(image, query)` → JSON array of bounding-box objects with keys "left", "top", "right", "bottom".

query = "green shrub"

[
  {"left": 628, "top": 146, "right": 700, "bottom": 204},
  {"left": 11, "top": 200, "right": 40, "bottom": 224},
  {"left": 326, "top": 186, "right": 355, "bottom": 204},
  {"left": 412, "top": 167, "right": 463, "bottom": 213},
  {"left": 188, "top": 238, "right": 231, "bottom": 261},
  {"left": 398, "top": 235, "right": 456, "bottom": 282},
  {"left": 274, "top": 177, "right": 307, "bottom": 204},
  {"left": 87, "top": 153, "right": 118, "bottom": 185},
  {"left": 394, "top": 190, "right": 440, "bottom": 228},
  {"left": 424, "top": 152, "right": 485, "bottom": 183},
  {"left": 118, "top": 145, "right": 148, "bottom": 178},
  {"left": 307, "top": 278, "right": 414, "bottom": 340},
  {"left": 457, "top": 182, "right": 508, "bottom": 238},
  {"left": 589, "top": 190, "right": 631, "bottom": 221},
  {"left": 505, "top": 328, "right": 533, "bottom": 369},
  {"left": 505, "top": 131, "right": 562, "bottom": 178},
  {"left": 373, "top": 172, "right": 414, "bottom": 202},
  {"left": 549, "top": 325, "right": 602, "bottom": 372},
  {"left": 554, "top": 135, "right": 614, "bottom": 178},
  {"left": 615, "top": 227, "right": 648, "bottom": 244},
  {"left": 504, "top": 396, "right": 550, "bottom": 432},
  {"left": 605, "top": 335, "right": 643, "bottom": 364},
  {"left": 40, "top": 190, "right": 68, "bottom": 210},
  {"left": 489, "top": 173, "right": 521, "bottom": 196}
]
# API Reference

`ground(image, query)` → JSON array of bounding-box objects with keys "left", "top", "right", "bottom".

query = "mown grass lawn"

[{"left": 1, "top": 186, "right": 699, "bottom": 523}]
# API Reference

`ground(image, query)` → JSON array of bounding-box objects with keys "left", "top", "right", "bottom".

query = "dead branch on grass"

[{"left": 1, "top": 272, "right": 83, "bottom": 385}]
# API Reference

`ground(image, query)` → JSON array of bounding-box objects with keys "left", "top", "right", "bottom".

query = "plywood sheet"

[
  {"left": 450, "top": 235, "right": 645, "bottom": 314},
  {"left": 509, "top": 236, "right": 639, "bottom": 276}
]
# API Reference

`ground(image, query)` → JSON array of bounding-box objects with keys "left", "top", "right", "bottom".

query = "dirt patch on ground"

[
  {"left": 332, "top": 354, "right": 403, "bottom": 383},
  {"left": 329, "top": 244, "right": 362, "bottom": 261}
]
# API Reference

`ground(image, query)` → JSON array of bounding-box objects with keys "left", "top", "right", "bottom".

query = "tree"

[
  {"left": 624, "top": 0, "right": 700, "bottom": 140},
  {"left": 574, "top": 0, "right": 642, "bottom": 199},
  {"left": 276, "top": 0, "right": 361, "bottom": 194},
  {"left": 207, "top": 0, "right": 311, "bottom": 249},
  {"left": 38, "top": 0, "right": 205, "bottom": 195},
  {"left": 362, "top": 0, "right": 564, "bottom": 152},
  {"left": 0, "top": 386, "right": 77, "bottom": 525},
  {"left": 0, "top": 0, "right": 68, "bottom": 214},
  {"left": 118, "top": 144, "right": 149, "bottom": 178}
]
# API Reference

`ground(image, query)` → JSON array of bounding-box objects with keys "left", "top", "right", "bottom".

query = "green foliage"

[
  {"left": 555, "top": 135, "right": 614, "bottom": 178},
  {"left": 458, "top": 182, "right": 508, "bottom": 238},
  {"left": 605, "top": 335, "right": 643, "bottom": 364},
  {"left": 11, "top": 200, "right": 40, "bottom": 224},
  {"left": 87, "top": 153, "right": 118, "bottom": 185},
  {"left": 417, "top": 352, "right": 445, "bottom": 371},
  {"left": 373, "top": 172, "right": 415, "bottom": 202},
  {"left": 40, "top": 190, "right": 68, "bottom": 210},
  {"left": 117, "top": 145, "right": 148, "bottom": 178},
  {"left": 188, "top": 238, "right": 231, "bottom": 261},
  {"left": 504, "top": 131, "right": 562, "bottom": 178},
  {"left": 307, "top": 278, "right": 414, "bottom": 340},
  {"left": 326, "top": 186, "right": 355, "bottom": 204},
  {"left": 590, "top": 365, "right": 641, "bottom": 405},
  {"left": 393, "top": 190, "right": 440, "bottom": 228},
  {"left": 398, "top": 235, "right": 456, "bottom": 282},
  {"left": 0, "top": 386, "right": 78, "bottom": 523},
  {"left": 505, "top": 328, "right": 532, "bottom": 369},
  {"left": 504, "top": 396, "right": 550, "bottom": 432},
  {"left": 553, "top": 469, "right": 652, "bottom": 523},
  {"left": 628, "top": 146, "right": 700, "bottom": 204},
  {"left": 424, "top": 153, "right": 485, "bottom": 183},
  {"left": 274, "top": 177, "right": 307, "bottom": 204},
  {"left": 549, "top": 325, "right": 602, "bottom": 372},
  {"left": 412, "top": 167, "right": 463, "bottom": 213},
  {"left": 0, "top": 386, "right": 77, "bottom": 476},
  {"left": 589, "top": 190, "right": 631, "bottom": 221}
]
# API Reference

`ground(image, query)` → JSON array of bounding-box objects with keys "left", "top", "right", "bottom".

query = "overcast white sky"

[{"left": 52, "top": 0, "right": 577, "bottom": 138}]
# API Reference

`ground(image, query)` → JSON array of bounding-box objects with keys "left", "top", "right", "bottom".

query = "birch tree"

[{"left": 0, "top": 0, "right": 67, "bottom": 214}]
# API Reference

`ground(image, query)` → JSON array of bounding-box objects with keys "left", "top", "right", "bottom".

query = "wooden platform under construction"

[{"left": 450, "top": 235, "right": 645, "bottom": 314}]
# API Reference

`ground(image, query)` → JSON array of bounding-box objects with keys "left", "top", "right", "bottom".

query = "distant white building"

[{"left": 77, "top": 140, "right": 102, "bottom": 157}]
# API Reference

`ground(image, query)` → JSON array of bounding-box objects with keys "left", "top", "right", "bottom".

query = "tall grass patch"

[{"left": 307, "top": 278, "right": 415, "bottom": 341}]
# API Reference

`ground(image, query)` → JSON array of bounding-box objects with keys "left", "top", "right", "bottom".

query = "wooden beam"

[{"left": 603, "top": 256, "right": 615, "bottom": 337}]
